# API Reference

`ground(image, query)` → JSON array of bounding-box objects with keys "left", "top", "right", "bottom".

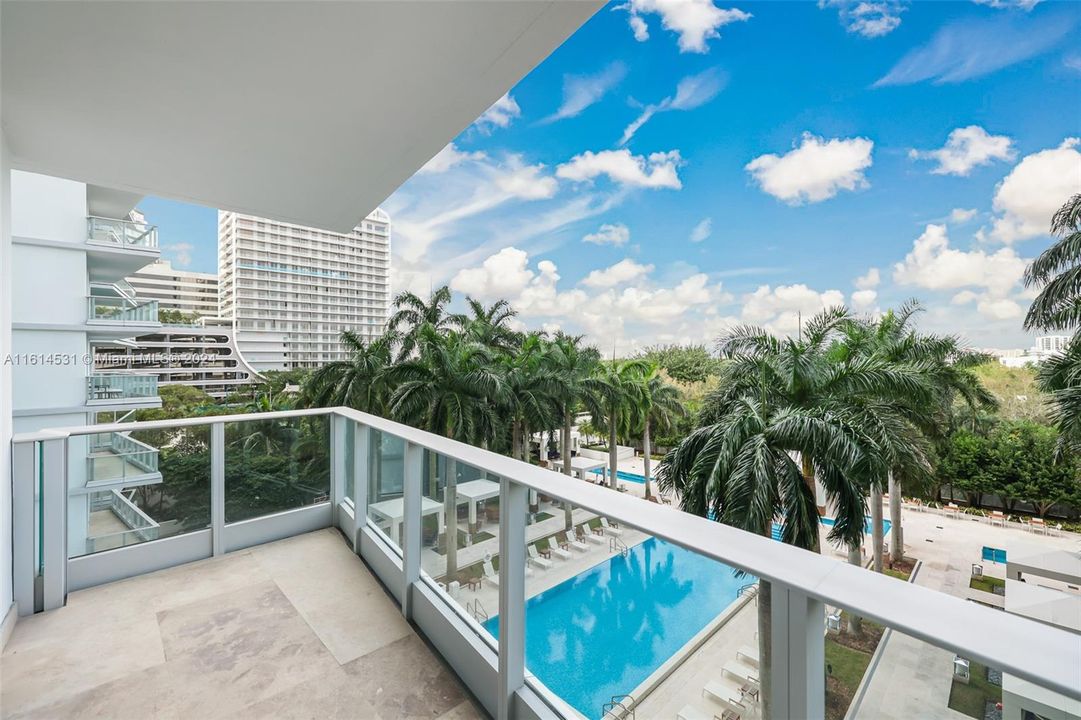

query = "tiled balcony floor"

[{"left": 0, "top": 529, "right": 485, "bottom": 720}]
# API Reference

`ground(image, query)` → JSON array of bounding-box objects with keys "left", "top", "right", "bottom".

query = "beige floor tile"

[{"left": 343, "top": 635, "right": 469, "bottom": 719}]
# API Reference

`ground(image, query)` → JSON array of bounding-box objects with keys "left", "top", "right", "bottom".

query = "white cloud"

[
  {"left": 418, "top": 143, "right": 487, "bottom": 175},
  {"left": 892, "top": 223, "right": 1027, "bottom": 296},
  {"left": 493, "top": 156, "right": 559, "bottom": 200},
  {"left": 951, "top": 290, "right": 979, "bottom": 305},
  {"left": 689, "top": 218, "right": 712, "bottom": 243},
  {"left": 745, "top": 133, "right": 874, "bottom": 205},
  {"left": 977, "top": 297, "right": 1023, "bottom": 320},
  {"left": 449, "top": 247, "right": 536, "bottom": 299},
  {"left": 620, "top": 69, "right": 727, "bottom": 144},
  {"left": 163, "top": 242, "right": 193, "bottom": 267},
  {"left": 620, "top": 0, "right": 751, "bottom": 53},
  {"left": 557, "top": 149, "right": 683, "bottom": 190},
  {"left": 741, "top": 284, "right": 847, "bottom": 334},
  {"left": 851, "top": 289, "right": 878, "bottom": 309},
  {"left": 582, "top": 258, "right": 655, "bottom": 288},
  {"left": 819, "top": 1, "right": 906, "bottom": 38},
  {"left": 875, "top": 14, "right": 1072, "bottom": 86},
  {"left": 950, "top": 208, "right": 978, "bottom": 224},
  {"left": 542, "top": 63, "right": 627, "bottom": 124},
  {"left": 583, "top": 223, "right": 631, "bottom": 247},
  {"left": 1065, "top": 54, "right": 1081, "bottom": 74},
  {"left": 854, "top": 267, "right": 881, "bottom": 290},
  {"left": 973, "top": 0, "right": 1042, "bottom": 9},
  {"left": 990, "top": 138, "right": 1081, "bottom": 243},
  {"left": 474, "top": 93, "right": 521, "bottom": 132},
  {"left": 909, "top": 126, "right": 1015, "bottom": 176}
]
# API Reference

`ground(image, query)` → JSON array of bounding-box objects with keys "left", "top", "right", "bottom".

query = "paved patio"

[{"left": 0, "top": 529, "right": 485, "bottom": 720}]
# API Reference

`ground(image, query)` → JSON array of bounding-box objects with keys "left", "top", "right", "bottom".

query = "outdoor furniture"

[
  {"left": 1030, "top": 517, "right": 1048, "bottom": 534},
  {"left": 677, "top": 705, "right": 723, "bottom": 720},
  {"left": 463, "top": 575, "right": 483, "bottom": 591},
  {"left": 600, "top": 517, "right": 623, "bottom": 537},
  {"left": 944, "top": 503, "right": 961, "bottom": 518},
  {"left": 579, "top": 524, "right": 605, "bottom": 545},
  {"left": 702, "top": 680, "right": 747, "bottom": 714},
  {"left": 990, "top": 511, "right": 1006, "bottom": 527},
  {"left": 722, "top": 660, "right": 759, "bottom": 687},
  {"left": 546, "top": 536, "right": 572, "bottom": 560},
  {"left": 736, "top": 645, "right": 759, "bottom": 669},
  {"left": 527, "top": 544, "right": 552, "bottom": 570},
  {"left": 565, "top": 531, "right": 589, "bottom": 553},
  {"left": 483, "top": 559, "right": 499, "bottom": 588}
]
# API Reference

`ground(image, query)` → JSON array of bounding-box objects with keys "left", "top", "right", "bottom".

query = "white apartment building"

[
  {"left": 127, "top": 259, "right": 218, "bottom": 316},
  {"left": 218, "top": 210, "right": 391, "bottom": 368},
  {"left": 1036, "top": 334, "right": 1072, "bottom": 354}
]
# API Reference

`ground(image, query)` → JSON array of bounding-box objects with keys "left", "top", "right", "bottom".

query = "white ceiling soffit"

[
  {"left": 1, "top": 1, "right": 602, "bottom": 232},
  {"left": 86, "top": 185, "right": 143, "bottom": 220}
]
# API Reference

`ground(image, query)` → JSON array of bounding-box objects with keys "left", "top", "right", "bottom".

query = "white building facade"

[
  {"left": 126, "top": 259, "right": 218, "bottom": 316},
  {"left": 218, "top": 210, "right": 391, "bottom": 368}
]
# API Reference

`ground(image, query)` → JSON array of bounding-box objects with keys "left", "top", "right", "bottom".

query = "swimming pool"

[
  {"left": 769, "top": 516, "right": 892, "bottom": 540},
  {"left": 483, "top": 537, "right": 750, "bottom": 719},
  {"left": 588, "top": 468, "right": 646, "bottom": 484}
]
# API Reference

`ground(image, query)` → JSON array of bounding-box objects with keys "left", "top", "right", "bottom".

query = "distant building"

[
  {"left": 217, "top": 210, "right": 391, "bottom": 368},
  {"left": 126, "top": 259, "right": 218, "bottom": 317},
  {"left": 985, "top": 335, "right": 1074, "bottom": 368},
  {"left": 1035, "top": 335, "right": 1072, "bottom": 354}
]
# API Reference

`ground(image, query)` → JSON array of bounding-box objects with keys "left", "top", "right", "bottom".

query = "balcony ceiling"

[{"left": 1, "top": 1, "right": 601, "bottom": 232}]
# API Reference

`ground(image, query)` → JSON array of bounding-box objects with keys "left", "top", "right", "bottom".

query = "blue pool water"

[
  {"left": 769, "top": 516, "right": 891, "bottom": 540},
  {"left": 588, "top": 468, "right": 646, "bottom": 484},
  {"left": 483, "top": 537, "right": 750, "bottom": 719}
]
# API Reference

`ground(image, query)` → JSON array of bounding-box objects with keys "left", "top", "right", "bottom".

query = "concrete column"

[
  {"left": 771, "top": 584, "right": 825, "bottom": 720},
  {"left": 497, "top": 478, "right": 527, "bottom": 720}
]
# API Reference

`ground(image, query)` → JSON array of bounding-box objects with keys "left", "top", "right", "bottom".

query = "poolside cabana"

[
  {"left": 550, "top": 456, "right": 607, "bottom": 482},
  {"left": 368, "top": 495, "right": 444, "bottom": 546},
  {"left": 453, "top": 478, "right": 501, "bottom": 532}
]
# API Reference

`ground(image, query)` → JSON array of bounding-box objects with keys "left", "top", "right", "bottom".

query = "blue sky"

[{"left": 143, "top": 0, "right": 1081, "bottom": 352}]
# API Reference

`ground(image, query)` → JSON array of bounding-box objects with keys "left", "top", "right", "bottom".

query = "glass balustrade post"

[
  {"left": 771, "top": 583, "right": 826, "bottom": 720},
  {"left": 401, "top": 440, "right": 424, "bottom": 619},
  {"left": 211, "top": 422, "right": 225, "bottom": 556},
  {"left": 350, "top": 424, "right": 369, "bottom": 552},
  {"left": 40, "top": 437, "right": 69, "bottom": 612},
  {"left": 11, "top": 440, "right": 37, "bottom": 615},
  {"left": 329, "top": 413, "right": 347, "bottom": 527},
  {"left": 496, "top": 478, "right": 527, "bottom": 720}
]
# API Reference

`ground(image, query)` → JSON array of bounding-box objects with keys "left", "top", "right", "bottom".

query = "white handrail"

[{"left": 10, "top": 405, "right": 1081, "bottom": 702}]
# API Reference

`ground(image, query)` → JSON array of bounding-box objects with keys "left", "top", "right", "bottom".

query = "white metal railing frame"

[
  {"left": 86, "top": 431, "right": 160, "bottom": 482},
  {"left": 86, "top": 216, "right": 159, "bottom": 249},
  {"left": 86, "top": 294, "right": 159, "bottom": 324},
  {"left": 10, "top": 406, "right": 1081, "bottom": 718},
  {"left": 86, "top": 489, "right": 161, "bottom": 553}
]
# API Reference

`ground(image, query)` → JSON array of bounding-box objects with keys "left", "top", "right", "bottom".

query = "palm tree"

[
  {"left": 498, "top": 332, "right": 561, "bottom": 463},
  {"left": 1025, "top": 194, "right": 1081, "bottom": 457},
  {"left": 462, "top": 297, "right": 521, "bottom": 354},
  {"left": 387, "top": 285, "right": 464, "bottom": 360},
  {"left": 590, "top": 359, "right": 651, "bottom": 489},
  {"left": 834, "top": 302, "right": 994, "bottom": 568},
  {"left": 549, "top": 333, "right": 602, "bottom": 529},
  {"left": 300, "top": 331, "right": 394, "bottom": 414},
  {"left": 638, "top": 369, "right": 685, "bottom": 500},
  {"left": 657, "top": 308, "right": 932, "bottom": 719}
]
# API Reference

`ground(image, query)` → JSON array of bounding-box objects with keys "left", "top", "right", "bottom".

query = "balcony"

[
  {"left": 86, "top": 431, "right": 162, "bottom": 486},
  {"left": 85, "top": 217, "right": 161, "bottom": 282},
  {"left": 86, "top": 216, "right": 158, "bottom": 250},
  {"left": 86, "top": 373, "right": 158, "bottom": 404},
  {"left": 87, "top": 293, "right": 159, "bottom": 326},
  {"left": 7, "top": 409, "right": 1081, "bottom": 720}
]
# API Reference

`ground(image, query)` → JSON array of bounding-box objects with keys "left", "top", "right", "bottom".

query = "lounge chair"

[
  {"left": 736, "top": 645, "right": 759, "bottom": 668},
  {"left": 1030, "top": 517, "right": 1048, "bottom": 534},
  {"left": 722, "top": 659, "right": 759, "bottom": 686},
  {"left": 483, "top": 559, "right": 499, "bottom": 588},
  {"left": 546, "top": 536, "right": 572, "bottom": 560},
  {"left": 990, "top": 511, "right": 1006, "bottom": 527},
  {"left": 600, "top": 517, "right": 623, "bottom": 537},
  {"left": 677, "top": 705, "right": 724, "bottom": 720},
  {"left": 702, "top": 679, "right": 747, "bottom": 713},
  {"left": 579, "top": 524, "right": 605, "bottom": 545},
  {"left": 527, "top": 544, "right": 552, "bottom": 570},
  {"left": 564, "top": 531, "right": 589, "bottom": 553}
]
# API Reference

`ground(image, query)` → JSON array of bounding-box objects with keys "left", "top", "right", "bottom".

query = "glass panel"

[
  {"left": 366, "top": 430, "right": 405, "bottom": 547},
  {"left": 343, "top": 420, "right": 355, "bottom": 502},
  {"left": 86, "top": 374, "right": 158, "bottom": 402},
  {"left": 71, "top": 425, "right": 211, "bottom": 558},
  {"left": 520, "top": 515, "right": 761, "bottom": 720},
  {"left": 88, "top": 296, "right": 158, "bottom": 323},
  {"left": 223, "top": 415, "right": 330, "bottom": 523},
  {"left": 87, "top": 216, "right": 158, "bottom": 248}
]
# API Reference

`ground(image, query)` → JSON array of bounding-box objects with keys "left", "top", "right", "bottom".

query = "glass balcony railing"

[
  {"left": 86, "top": 216, "right": 158, "bottom": 249},
  {"left": 87, "top": 296, "right": 159, "bottom": 324},
  {"left": 85, "top": 374, "right": 158, "bottom": 403},
  {"left": 87, "top": 432, "right": 161, "bottom": 484}
]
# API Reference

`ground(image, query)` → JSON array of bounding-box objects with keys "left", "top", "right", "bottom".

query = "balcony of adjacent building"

[
  {"left": 6, "top": 408, "right": 1080, "bottom": 720},
  {"left": 86, "top": 282, "right": 161, "bottom": 338},
  {"left": 85, "top": 372, "right": 160, "bottom": 411},
  {"left": 85, "top": 216, "right": 161, "bottom": 282}
]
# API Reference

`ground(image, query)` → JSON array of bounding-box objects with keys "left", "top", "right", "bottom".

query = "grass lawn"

[
  {"left": 825, "top": 619, "right": 885, "bottom": 720},
  {"left": 969, "top": 575, "right": 1005, "bottom": 594},
  {"left": 948, "top": 661, "right": 1002, "bottom": 719},
  {"left": 533, "top": 511, "right": 554, "bottom": 522}
]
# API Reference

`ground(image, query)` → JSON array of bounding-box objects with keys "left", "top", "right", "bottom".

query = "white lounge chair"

[
  {"left": 483, "top": 559, "right": 500, "bottom": 588},
  {"left": 527, "top": 544, "right": 552, "bottom": 570},
  {"left": 565, "top": 531, "right": 589, "bottom": 553},
  {"left": 702, "top": 679, "right": 747, "bottom": 714},
  {"left": 546, "top": 536, "right": 572, "bottom": 560},
  {"left": 579, "top": 525, "right": 605, "bottom": 545},
  {"left": 677, "top": 704, "right": 722, "bottom": 720},
  {"left": 736, "top": 645, "right": 759, "bottom": 668},
  {"left": 600, "top": 517, "right": 623, "bottom": 537},
  {"left": 722, "top": 660, "right": 758, "bottom": 687}
]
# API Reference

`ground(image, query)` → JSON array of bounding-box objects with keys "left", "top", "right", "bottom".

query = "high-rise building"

[
  {"left": 126, "top": 259, "right": 218, "bottom": 316},
  {"left": 1036, "top": 335, "right": 1072, "bottom": 354},
  {"left": 217, "top": 210, "right": 391, "bottom": 368}
]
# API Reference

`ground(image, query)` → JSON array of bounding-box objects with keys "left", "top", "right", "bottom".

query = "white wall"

[
  {"left": 12, "top": 245, "right": 87, "bottom": 324},
  {"left": 10, "top": 170, "right": 87, "bottom": 243},
  {"left": 1, "top": 125, "right": 15, "bottom": 615},
  {"left": 11, "top": 330, "right": 88, "bottom": 411}
]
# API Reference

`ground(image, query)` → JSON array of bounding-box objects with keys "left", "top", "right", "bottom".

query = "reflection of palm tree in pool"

[{"left": 562, "top": 543, "right": 695, "bottom": 706}]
